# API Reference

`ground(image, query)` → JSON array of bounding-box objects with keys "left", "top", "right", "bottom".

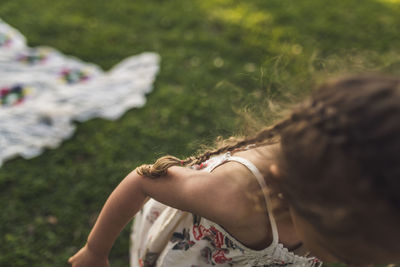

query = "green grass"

[{"left": 0, "top": 0, "right": 399, "bottom": 266}]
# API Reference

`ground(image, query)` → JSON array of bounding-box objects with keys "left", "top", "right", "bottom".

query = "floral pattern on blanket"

[
  {"left": 16, "top": 49, "right": 49, "bottom": 65},
  {"left": 0, "top": 32, "right": 12, "bottom": 47},
  {"left": 0, "top": 84, "right": 31, "bottom": 107}
]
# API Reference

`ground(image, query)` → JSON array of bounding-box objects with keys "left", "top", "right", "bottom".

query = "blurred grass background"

[{"left": 0, "top": 0, "right": 399, "bottom": 266}]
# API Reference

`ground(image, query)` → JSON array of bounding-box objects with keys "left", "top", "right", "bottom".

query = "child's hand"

[{"left": 68, "top": 244, "right": 109, "bottom": 267}]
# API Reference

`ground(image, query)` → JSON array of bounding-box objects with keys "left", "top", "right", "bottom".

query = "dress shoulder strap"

[{"left": 209, "top": 152, "right": 279, "bottom": 245}]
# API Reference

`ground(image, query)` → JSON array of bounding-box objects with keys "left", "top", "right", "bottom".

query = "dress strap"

[{"left": 213, "top": 152, "right": 279, "bottom": 245}]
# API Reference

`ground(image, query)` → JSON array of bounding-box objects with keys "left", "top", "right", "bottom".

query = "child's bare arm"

[
  {"left": 69, "top": 163, "right": 248, "bottom": 266},
  {"left": 69, "top": 170, "right": 149, "bottom": 266}
]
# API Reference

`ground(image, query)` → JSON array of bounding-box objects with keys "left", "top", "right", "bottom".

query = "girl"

[{"left": 69, "top": 75, "right": 400, "bottom": 266}]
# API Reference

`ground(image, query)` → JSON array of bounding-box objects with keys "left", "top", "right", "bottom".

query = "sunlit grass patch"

[{"left": 377, "top": 0, "right": 400, "bottom": 3}]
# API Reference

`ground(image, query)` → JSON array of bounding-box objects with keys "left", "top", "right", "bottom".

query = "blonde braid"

[{"left": 136, "top": 118, "right": 291, "bottom": 178}]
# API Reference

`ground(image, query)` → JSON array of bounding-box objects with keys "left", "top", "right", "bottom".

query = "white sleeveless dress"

[{"left": 130, "top": 152, "right": 322, "bottom": 267}]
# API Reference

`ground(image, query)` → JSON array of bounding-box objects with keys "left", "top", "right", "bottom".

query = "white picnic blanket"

[{"left": 0, "top": 18, "right": 160, "bottom": 166}]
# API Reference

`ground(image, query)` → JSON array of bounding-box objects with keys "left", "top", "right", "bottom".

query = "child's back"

[{"left": 130, "top": 147, "right": 321, "bottom": 266}]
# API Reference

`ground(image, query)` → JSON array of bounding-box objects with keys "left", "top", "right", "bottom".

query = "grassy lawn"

[{"left": 0, "top": 0, "right": 399, "bottom": 266}]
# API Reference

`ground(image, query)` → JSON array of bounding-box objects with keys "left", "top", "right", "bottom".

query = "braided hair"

[{"left": 136, "top": 119, "right": 290, "bottom": 178}]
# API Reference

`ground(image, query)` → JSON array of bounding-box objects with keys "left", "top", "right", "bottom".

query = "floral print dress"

[{"left": 130, "top": 153, "right": 322, "bottom": 267}]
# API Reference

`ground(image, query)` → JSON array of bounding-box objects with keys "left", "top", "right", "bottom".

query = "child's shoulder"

[
  {"left": 195, "top": 144, "right": 276, "bottom": 174},
  {"left": 213, "top": 144, "right": 276, "bottom": 177},
  {"left": 202, "top": 151, "right": 275, "bottom": 249}
]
